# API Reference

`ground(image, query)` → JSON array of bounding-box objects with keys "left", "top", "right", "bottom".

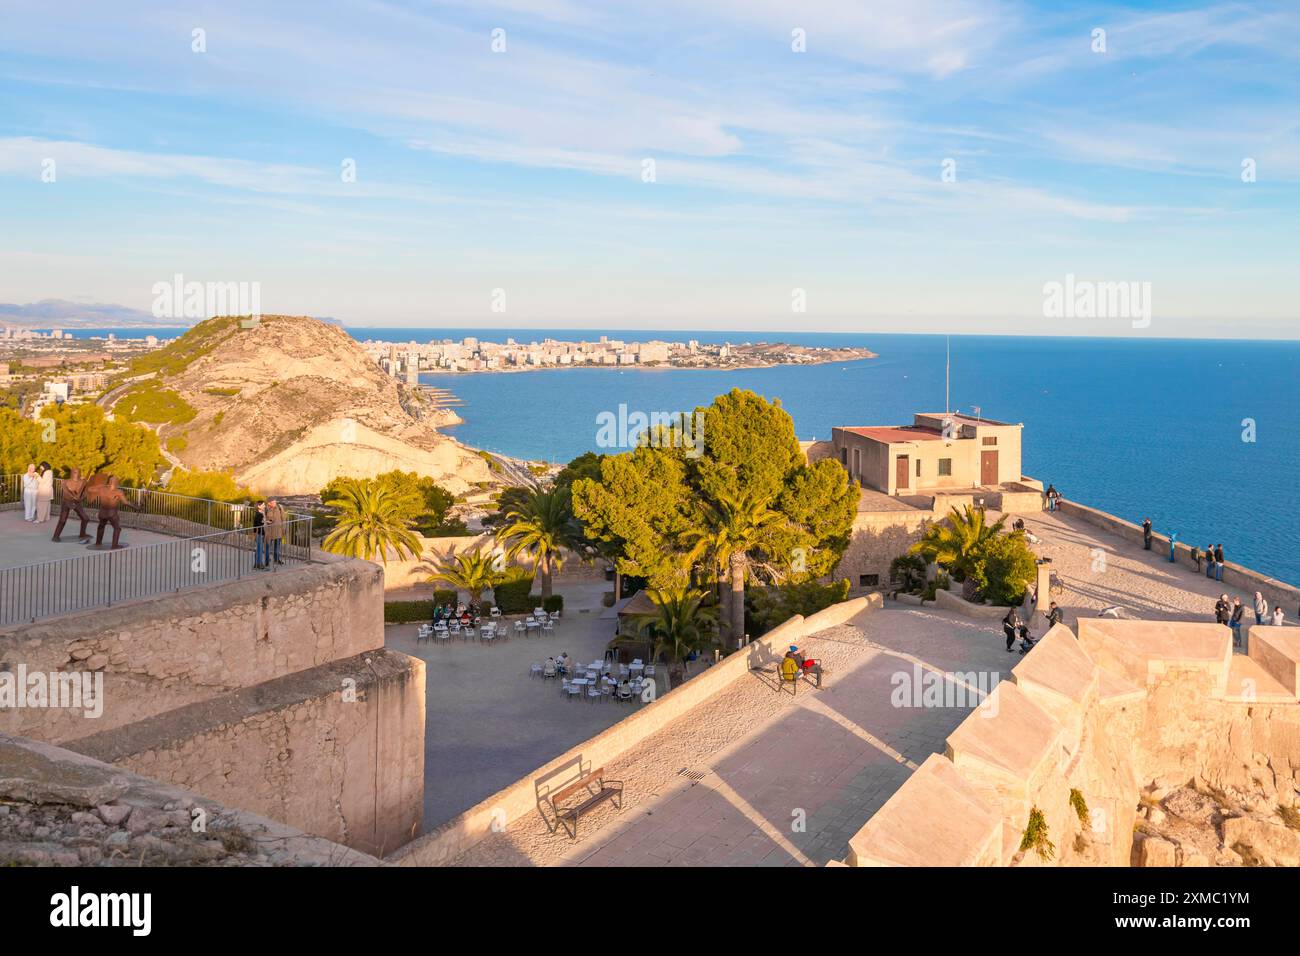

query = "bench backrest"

[{"left": 550, "top": 768, "right": 605, "bottom": 806}]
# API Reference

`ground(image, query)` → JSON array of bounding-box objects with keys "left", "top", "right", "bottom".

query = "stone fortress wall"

[
  {"left": 0, "top": 551, "right": 424, "bottom": 856},
  {"left": 844, "top": 619, "right": 1300, "bottom": 867}
]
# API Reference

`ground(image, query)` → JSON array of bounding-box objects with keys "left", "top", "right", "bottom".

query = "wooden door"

[
  {"left": 896, "top": 455, "right": 910, "bottom": 491},
  {"left": 981, "top": 450, "right": 998, "bottom": 486}
]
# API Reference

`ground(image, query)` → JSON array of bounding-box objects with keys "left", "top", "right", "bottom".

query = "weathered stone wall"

[
  {"left": 845, "top": 618, "right": 1300, "bottom": 868},
  {"left": 68, "top": 649, "right": 425, "bottom": 858},
  {"left": 833, "top": 512, "right": 933, "bottom": 591},
  {"left": 0, "top": 555, "right": 385, "bottom": 744},
  {"left": 0, "top": 732, "right": 381, "bottom": 867}
]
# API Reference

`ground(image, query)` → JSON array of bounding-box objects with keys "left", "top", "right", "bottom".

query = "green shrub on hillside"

[{"left": 116, "top": 382, "right": 197, "bottom": 426}]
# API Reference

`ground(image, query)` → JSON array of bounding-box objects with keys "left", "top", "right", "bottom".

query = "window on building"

[
  {"left": 982, "top": 437, "right": 997, "bottom": 446},
  {"left": 915, "top": 459, "right": 922, "bottom": 477},
  {"left": 859, "top": 574, "right": 879, "bottom": 588},
  {"left": 939, "top": 458, "right": 953, "bottom": 476},
  {"left": 840, "top": 447, "right": 847, "bottom": 466}
]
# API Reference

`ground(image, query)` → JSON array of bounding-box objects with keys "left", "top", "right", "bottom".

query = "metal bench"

[{"left": 543, "top": 768, "right": 624, "bottom": 839}]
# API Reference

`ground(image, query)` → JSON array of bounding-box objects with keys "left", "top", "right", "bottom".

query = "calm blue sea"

[{"left": 71, "top": 327, "right": 1300, "bottom": 586}]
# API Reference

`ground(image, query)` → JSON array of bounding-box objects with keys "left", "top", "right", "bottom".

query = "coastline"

[{"left": 416, "top": 352, "right": 877, "bottom": 376}]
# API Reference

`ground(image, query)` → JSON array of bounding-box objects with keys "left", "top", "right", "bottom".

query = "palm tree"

[
  {"left": 694, "top": 490, "right": 786, "bottom": 645},
  {"left": 321, "top": 478, "right": 422, "bottom": 564},
  {"left": 909, "top": 505, "right": 1009, "bottom": 595},
  {"left": 495, "top": 486, "right": 578, "bottom": 599},
  {"left": 420, "top": 545, "right": 502, "bottom": 602},
  {"left": 630, "top": 584, "right": 717, "bottom": 686}
]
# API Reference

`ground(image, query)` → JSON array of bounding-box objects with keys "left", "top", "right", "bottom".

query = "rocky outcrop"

[{"left": 123, "top": 315, "right": 493, "bottom": 495}]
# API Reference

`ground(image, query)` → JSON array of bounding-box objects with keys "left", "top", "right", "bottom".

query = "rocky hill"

[{"left": 112, "top": 315, "right": 494, "bottom": 495}]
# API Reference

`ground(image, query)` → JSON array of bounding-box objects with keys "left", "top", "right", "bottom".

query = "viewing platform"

[{"left": 0, "top": 478, "right": 313, "bottom": 627}]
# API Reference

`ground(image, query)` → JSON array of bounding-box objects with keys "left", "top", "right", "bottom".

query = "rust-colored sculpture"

[
  {"left": 80, "top": 473, "right": 142, "bottom": 550},
  {"left": 50, "top": 467, "right": 92, "bottom": 542}
]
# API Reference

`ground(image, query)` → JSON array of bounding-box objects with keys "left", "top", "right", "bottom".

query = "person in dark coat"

[
  {"left": 1214, "top": 544, "right": 1225, "bottom": 582},
  {"left": 1047, "top": 602, "right": 1064, "bottom": 629},
  {"left": 1003, "top": 608, "right": 1022, "bottom": 652},
  {"left": 1229, "top": 597, "right": 1245, "bottom": 648},
  {"left": 1142, "top": 518, "right": 1152, "bottom": 550},
  {"left": 252, "top": 501, "right": 268, "bottom": 570}
]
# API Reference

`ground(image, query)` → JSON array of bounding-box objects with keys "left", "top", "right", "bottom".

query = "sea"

[{"left": 68, "top": 327, "right": 1300, "bottom": 587}]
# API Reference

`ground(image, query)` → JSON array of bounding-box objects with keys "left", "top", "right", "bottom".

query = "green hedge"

[
  {"left": 431, "top": 588, "right": 457, "bottom": 606},
  {"left": 542, "top": 595, "right": 563, "bottom": 613},
  {"left": 385, "top": 600, "right": 433, "bottom": 624},
  {"left": 493, "top": 577, "right": 535, "bottom": 614}
]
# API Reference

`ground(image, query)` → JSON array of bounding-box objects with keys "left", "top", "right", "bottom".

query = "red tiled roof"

[{"left": 841, "top": 426, "right": 945, "bottom": 443}]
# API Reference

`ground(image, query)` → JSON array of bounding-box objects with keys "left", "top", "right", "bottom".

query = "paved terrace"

[
  {"left": 0, "top": 509, "right": 178, "bottom": 570},
  {"left": 0, "top": 508, "right": 307, "bottom": 626},
  {"left": 446, "top": 508, "right": 1294, "bottom": 867}
]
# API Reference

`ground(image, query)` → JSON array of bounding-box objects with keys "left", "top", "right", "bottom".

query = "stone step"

[
  {"left": 1224, "top": 654, "right": 1296, "bottom": 704},
  {"left": 1247, "top": 626, "right": 1300, "bottom": 696}
]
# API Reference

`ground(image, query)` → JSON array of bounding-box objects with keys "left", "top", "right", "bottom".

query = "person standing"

[
  {"left": 1142, "top": 518, "right": 1152, "bottom": 550},
  {"left": 1229, "top": 597, "right": 1245, "bottom": 648},
  {"left": 1272, "top": 607, "right": 1286, "bottom": 627},
  {"left": 1047, "top": 601, "right": 1065, "bottom": 629},
  {"left": 1205, "top": 543, "right": 1216, "bottom": 579},
  {"left": 1214, "top": 594, "right": 1230, "bottom": 626},
  {"left": 1254, "top": 592, "right": 1269, "bottom": 626},
  {"left": 252, "top": 501, "right": 268, "bottom": 570},
  {"left": 20, "top": 463, "right": 38, "bottom": 521},
  {"left": 1191, "top": 544, "right": 1202, "bottom": 573},
  {"left": 1168, "top": 531, "right": 1178, "bottom": 562},
  {"left": 1003, "top": 607, "right": 1022, "bottom": 652},
  {"left": 1214, "top": 544, "right": 1225, "bottom": 582},
  {"left": 34, "top": 461, "right": 54, "bottom": 523},
  {"left": 264, "top": 498, "right": 286, "bottom": 565}
]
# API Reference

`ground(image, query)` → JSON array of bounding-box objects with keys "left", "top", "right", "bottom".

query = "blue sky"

[{"left": 1, "top": 0, "right": 1298, "bottom": 335}]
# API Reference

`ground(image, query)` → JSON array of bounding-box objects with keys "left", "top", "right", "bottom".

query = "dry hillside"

[{"left": 112, "top": 315, "right": 495, "bottom": 495}]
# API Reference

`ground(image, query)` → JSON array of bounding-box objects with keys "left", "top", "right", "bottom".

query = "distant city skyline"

[{"left": 2, "top": 2, "right": 1298, "bottom": 337}]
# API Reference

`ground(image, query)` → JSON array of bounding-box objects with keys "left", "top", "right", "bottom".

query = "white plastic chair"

[
  {"left": 566, "top": 683, "right": 581, "bottom": 701},
  {"left": 586, "top": 685, "right": 601, "bottom": 704},
  {"left": 543, "top": 661, "right": 557, "bottom": 679},
  {"left": 530, "top": 661, "right": 543, "bottom": 679},
  {"left": 514, "top": 620, "right": 526, "bottom": 634},
  {"left": 490, "top": 606, "right": 502, "bottom": 618},
  {"left": 542, "top": 619, "right": 554, "bottom": 633}
]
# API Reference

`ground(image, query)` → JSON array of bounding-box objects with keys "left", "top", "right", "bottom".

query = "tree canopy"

[
  {"left": 573, "top": 388, "right": 858, "bottom": 641},
  {"left": 0, "top": 405, "right": 164, "bottom": 486}
]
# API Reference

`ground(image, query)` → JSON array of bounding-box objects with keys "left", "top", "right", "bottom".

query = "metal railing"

[{"left": 1, "top": 475, "right": 315, "bottom": 626}]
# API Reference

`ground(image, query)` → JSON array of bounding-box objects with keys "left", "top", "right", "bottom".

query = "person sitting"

[
  {"left": 1272, "top": 607, "right": 1285, "bottom": 627},
  {"left": 783, "top": 644, "right": 824, "bottom": 688},
  {"left": 1017, "top": 624, "right": 1036, "bottom": 655}
]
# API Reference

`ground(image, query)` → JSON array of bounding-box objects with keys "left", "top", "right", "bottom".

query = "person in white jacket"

[
  {"left": 21, "top": 463, "right": 38, "bottom": 521},
  {"left": 35, "top": 462, "right": 55, "bottom": 523}
]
